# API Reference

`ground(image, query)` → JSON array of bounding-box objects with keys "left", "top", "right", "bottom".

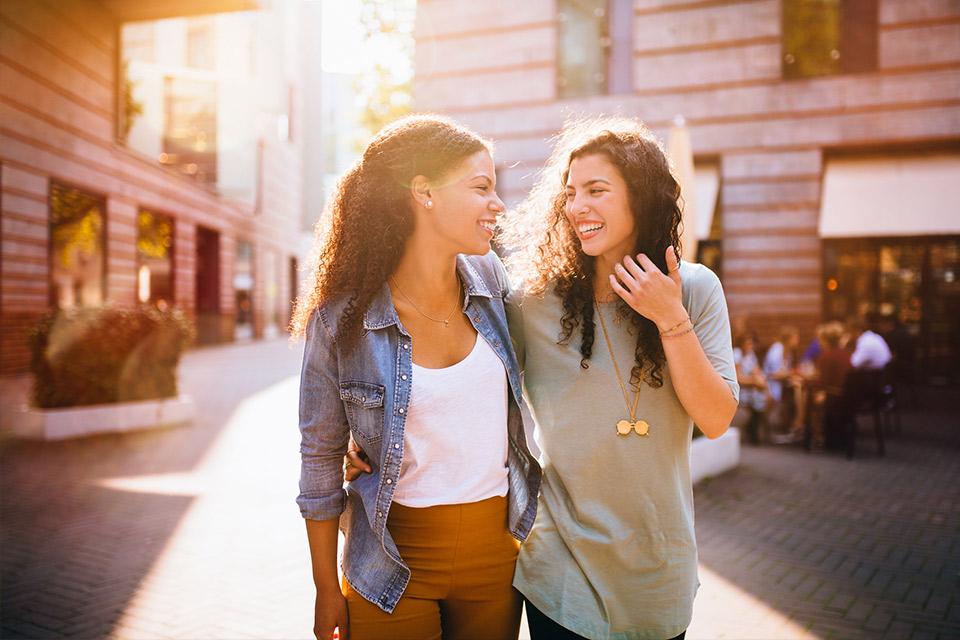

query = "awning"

[
  {"left": 819, "top": 153, "right": 960, "bottom": 238},
  {"left": 694, "top": 163, "right": 720, "bottom": 241}
]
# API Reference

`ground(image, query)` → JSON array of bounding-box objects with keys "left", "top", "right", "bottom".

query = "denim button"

[
  {"left": 386, "top": 478, "right": 392, "bottom": 484},
  {"left": 473, "top": 315, "right": 481, "bottom": 322},
  {"left": 394, "top": 443, "right": 400, "bottom": 449},
  {"left": 401, "top": 374, "right": 407, "bottom": 380},
  {"left": 398, "top": 408, "right": 405, "bottom": 414},
  {"left": 377, "top": 511, "right": 383, "bottom": 518},
  {"left": 402, "top": 344, "right": 409, "bottom": 350}
]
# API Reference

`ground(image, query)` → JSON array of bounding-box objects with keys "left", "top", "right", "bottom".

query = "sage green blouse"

[{"left": 509, "top": 261, "right": 738, "bottom": 640}]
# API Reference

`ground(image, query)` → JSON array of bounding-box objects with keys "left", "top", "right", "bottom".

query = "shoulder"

[
  {"left": 303, "top": 292, "right": 356, "bottom": 343},
  {"left": 680, "top": 260, "right": 722, "bottom": 294},
  {"left": 459, "top": 251, "right": 510, "bottom": 297},
  {"left": 679, "top": 260, "right": 724, "bottom": 312}
]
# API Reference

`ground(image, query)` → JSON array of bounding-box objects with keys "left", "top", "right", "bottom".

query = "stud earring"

[{"left": 425, "top": 200, "right": 433, "bottom": 209}]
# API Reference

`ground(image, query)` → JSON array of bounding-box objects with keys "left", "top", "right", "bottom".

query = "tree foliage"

[{"left": 356, "top": 0, "right": 415, "bottom": 140}]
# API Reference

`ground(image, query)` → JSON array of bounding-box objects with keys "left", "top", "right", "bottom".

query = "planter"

[
  {"left": 690, "top": 427, "right": 740, "bottom": 484},
  {"left": 6, "top": 395, "right": 195, "bottom": 441}
]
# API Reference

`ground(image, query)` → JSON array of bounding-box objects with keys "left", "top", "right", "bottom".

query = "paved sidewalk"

[
  {"left": 688, "top": 395, "right": 960, "bottom": 640},
  {"left": 2, "top": 339, "right": 958, "bottom": 639}
]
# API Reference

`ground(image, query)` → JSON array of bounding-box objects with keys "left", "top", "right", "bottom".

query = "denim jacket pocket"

[{"left": 339, "top": 381, "right": 385, "bottom": 443}]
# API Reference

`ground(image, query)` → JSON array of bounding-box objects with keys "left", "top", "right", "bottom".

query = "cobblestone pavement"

[
  {"left": 688, "top": 389, "right": 960, "bottom": 640},
  {"left": 2, "top": 339, "right": 958, "bottom": 639}
]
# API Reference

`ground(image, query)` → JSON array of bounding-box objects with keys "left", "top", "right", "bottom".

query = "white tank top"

[{"left": 392, "top": 333, "right": 510, "bottom": 508}]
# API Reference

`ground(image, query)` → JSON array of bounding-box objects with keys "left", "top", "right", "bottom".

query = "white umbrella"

[{"left": 667, "top": 115, "right": 698, "bottom": 262}]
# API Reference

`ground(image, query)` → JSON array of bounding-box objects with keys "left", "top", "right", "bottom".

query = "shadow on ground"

[
  {"left": 694, "top": 387, "right": 960, "bottom": 639},
  {"left": 0, "top": 339, "right": 304, "bottom": 638}
]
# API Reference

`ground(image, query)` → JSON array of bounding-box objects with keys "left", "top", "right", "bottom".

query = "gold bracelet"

[
  {"left": 661, "top": 324, "right": 695, "bottom": 339},
  {"left": 659, "top": 316, "right": 691, "bottom": 336}
]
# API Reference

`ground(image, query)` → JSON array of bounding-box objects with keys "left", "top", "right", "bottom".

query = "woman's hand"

[
  {"left": 343, "top": 437, "right": 372, "bottom": 482},
  {"left": 314, "top": 587, "right": 349, "bottom": 640},
  {"left": 610, "top": 246, "right": 687, "bottom": 332}
]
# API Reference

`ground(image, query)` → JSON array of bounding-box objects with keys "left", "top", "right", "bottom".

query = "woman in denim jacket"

[{"left": 291, "top": 115, "right": 541, "bottom": 640}]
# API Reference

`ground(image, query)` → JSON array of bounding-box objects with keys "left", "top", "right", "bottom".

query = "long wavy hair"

[
  {"left": 290, "top": 115, "right": 491, "bottom": 347},
  {"left": 500, "top": 117, "right": 683, "bottom": 389}
]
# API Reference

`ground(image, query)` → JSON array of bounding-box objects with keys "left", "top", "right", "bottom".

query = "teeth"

[
  {"left": 578, "top": 223, "right": 604, "bottom": 233},
  {"left": 480, "top": 221, "right": 496, "bottom": 232}
]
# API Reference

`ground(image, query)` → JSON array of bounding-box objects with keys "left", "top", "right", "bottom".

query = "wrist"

[
  {"left": 656, "top": 309, "right": 690, "bottom": 334},
  {"left": 313, "top": 575, "right": 343, "bottom": 596}
]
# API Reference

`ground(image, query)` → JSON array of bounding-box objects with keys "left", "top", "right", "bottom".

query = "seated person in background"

[
  {"left": 849, "top": 313, "right": 893, "bottom": 371},
  {"left": 734, "top": 334, "right": 768, "bottom": 445},
  {"left": 800, "top": 333, "right": 822, "bottom": 369},
  {"left": 814, "top": 321, "right": 853, "bottom": 450},
  {"left": 763, "top": 326, "right": 804, "bottom": 439},
  {"left": 816, "top": 322, "right": 853, "bottom": 395}
]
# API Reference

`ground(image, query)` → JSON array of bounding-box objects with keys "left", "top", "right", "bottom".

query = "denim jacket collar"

[{"left": 362, "top": 254, "right": 494, "bottom": 331}]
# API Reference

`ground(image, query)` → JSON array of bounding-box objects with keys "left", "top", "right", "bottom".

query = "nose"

[
  {"left": 568, "top": 192, "right": 588, "bottom": 216},
  {"left": 490, "top": 193, "right": 506, "bottom": 214}
]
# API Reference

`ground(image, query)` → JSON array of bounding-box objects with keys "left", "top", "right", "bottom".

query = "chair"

[
  {"left": 879, "top": 362, "right": 903, "bottom": 435},
  {"left": 828, "top": 369, "right": 886, "bottom": 459}
]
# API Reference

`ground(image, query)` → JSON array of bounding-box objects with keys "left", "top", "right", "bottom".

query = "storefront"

[{"left": 819, "top": 152, "right": 960, "bottom": 385}]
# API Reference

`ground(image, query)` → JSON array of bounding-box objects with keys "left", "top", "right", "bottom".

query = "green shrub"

[{"left": 29, "top": 306, "right": 194, "bottom": 409}]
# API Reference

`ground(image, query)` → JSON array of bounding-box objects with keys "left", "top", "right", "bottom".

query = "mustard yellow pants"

[{"left": 342, "top": 495, "right": 522, "bottom": 640}]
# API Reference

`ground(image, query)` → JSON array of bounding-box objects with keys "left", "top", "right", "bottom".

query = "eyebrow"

[
  {"left": 566, "top": 178, "right": 612, "bottom": 189},
  {"left": 469, "top": 174, "right": 493, "bottom": 184}
]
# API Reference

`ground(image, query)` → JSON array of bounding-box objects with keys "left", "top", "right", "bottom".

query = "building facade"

[
  {"left": 413, "top": 0, "right": 960, "bottom": 383},
  {"left": 1, "top": 0, "right": 308, "bottom": 375}
]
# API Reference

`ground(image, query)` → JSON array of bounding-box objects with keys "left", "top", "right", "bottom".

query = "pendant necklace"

[
  {"left": 595, "top": 300, "right": 650, "bottom": 437},
  {"left": 390, "top": 277, "right": 461, "bottom": 328}
]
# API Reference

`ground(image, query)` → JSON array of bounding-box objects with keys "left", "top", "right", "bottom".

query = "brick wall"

[
  {"left": 0, "top": 0, "right": 304, "bottom": 374},
  {"left": 413, "top": 0, "right": 960, "bottom": 345}
]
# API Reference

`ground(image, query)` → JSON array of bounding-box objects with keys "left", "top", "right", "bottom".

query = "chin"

[{"left": 578, "top": 240, "right": 605, "bottom": 257}]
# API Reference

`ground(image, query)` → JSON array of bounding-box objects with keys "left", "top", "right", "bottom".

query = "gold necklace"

[
  {"left": 595, "top": 301, "right": 650, "bottom": 437},
  {"left": 390, "top": 277, "right": 461, "bottom": 328}
]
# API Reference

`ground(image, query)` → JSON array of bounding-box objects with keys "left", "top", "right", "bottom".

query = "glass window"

[
  {"left": 235, "top": 240, "right": 254, "bottom": 340},
  {"left": 163, "top": 76, "right": 218, "bottom": 183},
  {"left": 49, "top": 182, "right": 106, "bottom": 309},
  {"left": 823, "top": 237, "right": 960, "bottom": 384},
  {"left": 782, "top": 0, "right": 877, "bottom": 80},
  {"left": 557, "top": 0, "right": 608, "bottom": 98},
  {"left": 136, "top": 210, "right": 174, "bottom": 307},
  {"left": 186, "top": 19, "right": 216, "bottom": 70}
]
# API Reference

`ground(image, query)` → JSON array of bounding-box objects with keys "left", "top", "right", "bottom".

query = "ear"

[{"left": 410, "top": 175, "right": 433, "bottom": 209}]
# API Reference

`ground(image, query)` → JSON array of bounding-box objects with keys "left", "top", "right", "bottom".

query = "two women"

[
  {"left": 300, "top": 114, "right": 739, "bottom": 640},
  {"left": 292, "top": 116, "right": 540, "bottom": 640}
]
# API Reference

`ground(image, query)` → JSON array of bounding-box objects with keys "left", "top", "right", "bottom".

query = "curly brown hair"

[
  {"left": 500, "top": 116, "right": 683, "bottom": 389},
  {"left": 290, "top": 114, "right": 491, "bottom": 347}
]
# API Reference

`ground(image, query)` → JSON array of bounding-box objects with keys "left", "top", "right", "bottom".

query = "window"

[
  {"left": 49, "top": 182, "right": 106, "bottom": 309},
  {"left": 136, "top": 210, "right": 174, "bottom": 307},
  {"left": 782, "top": 0, "right": 877, "bottom": 80},
  {"left": 163, "top": 76, "right": 218, "bottom": 183},
  {"left": 695, "top": 162, "right": 723, "bottom": 281},
  {"left": 557, "top": 0, "right": 609, "bottom": 98},
  {"left": 186, "top": 19, "right": 216, "bottom": 70},
  {"left": 235, "top": 240, "right": 254, "bottom": 340},
  {"left": 823, "top": 237, "right": 960, "bottom": 384}
]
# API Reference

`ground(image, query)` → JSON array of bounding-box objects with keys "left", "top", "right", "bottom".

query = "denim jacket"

[{"left": 297, "top": 251, "right": 542, "bottom": 613}]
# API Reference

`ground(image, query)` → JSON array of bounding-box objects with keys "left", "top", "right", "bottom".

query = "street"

[{"left": 2, "top": 339, "right": 958, "bottom": 639}]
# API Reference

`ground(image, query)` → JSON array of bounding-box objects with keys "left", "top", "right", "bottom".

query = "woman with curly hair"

[
  {"left": 292, "top": 114, "right": 540, "bottom": 640},
  {"left": 500, "top": 117, "right": 739, "bottom": 640}
]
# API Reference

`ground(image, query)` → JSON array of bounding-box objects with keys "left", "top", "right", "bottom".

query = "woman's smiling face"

[
  {"left": 564, "top": 153, "right": 637, "bottom": 261},
  {"left": 427, "top": 149, "right": 504, "bottom": 256}
]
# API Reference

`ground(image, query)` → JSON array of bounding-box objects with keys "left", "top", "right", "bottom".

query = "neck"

[
  {"left": 592, "top": 251, "right": 622, "bottom": 302},
  {"left": 391, "top": 233, "right": 460, "bottom": 304}
]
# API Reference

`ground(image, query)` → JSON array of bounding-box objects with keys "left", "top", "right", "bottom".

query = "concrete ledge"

[
  {"left": 6, "top": 395, "right": 195, "bottom": 440},
  {"left": 691, "top": 426, "right": 741, "bottom": 484}
]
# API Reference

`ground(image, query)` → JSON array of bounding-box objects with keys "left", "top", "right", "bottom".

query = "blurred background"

[{"left": 1, "top": 1, "right": 958, "bottom": 639}]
